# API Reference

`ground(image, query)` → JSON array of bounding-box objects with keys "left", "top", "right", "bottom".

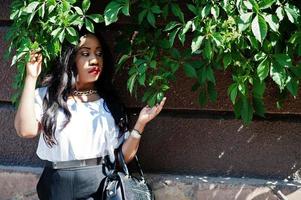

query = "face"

[{"left": 75, "top": 34, "right": 103, "bottom": 90}]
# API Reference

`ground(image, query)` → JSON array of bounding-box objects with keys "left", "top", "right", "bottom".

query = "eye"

[
  {"left": 96, "top": 51, "right": 103, "bottom": 57},
  {"left": 81, "top": 52, "right": 89, "bottom": 56}
]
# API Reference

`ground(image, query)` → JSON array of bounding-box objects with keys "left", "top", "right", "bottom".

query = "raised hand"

[
  {"left": 26, "top": 51, "right": 42, "bottom": 78},
  {"left": 137, "top": 97, "right": 167, "bottom": 126}
]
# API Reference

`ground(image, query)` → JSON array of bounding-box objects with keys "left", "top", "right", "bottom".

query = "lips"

[{"left": 88, "top": 66, "right": 101, "bottom": 74}]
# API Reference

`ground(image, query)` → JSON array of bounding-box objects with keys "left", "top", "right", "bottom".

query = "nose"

[{"left": 89, "top": 54, "right": 99, "bottom": 66}]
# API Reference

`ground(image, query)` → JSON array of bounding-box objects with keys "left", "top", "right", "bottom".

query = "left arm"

[{"left": 122, "top": 97, "right": 166, "bottom": 163}]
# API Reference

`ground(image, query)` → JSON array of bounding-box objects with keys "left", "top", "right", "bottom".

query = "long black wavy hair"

[{"left": 40, "top": 29, "right": 129, "bottom": 147}]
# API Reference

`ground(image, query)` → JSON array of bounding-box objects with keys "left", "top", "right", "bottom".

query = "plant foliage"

[{"left": 6, "top": 0, "right": 301, "bottom": 123}]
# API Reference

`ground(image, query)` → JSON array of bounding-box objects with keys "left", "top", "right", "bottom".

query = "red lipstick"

[{"left": 88, "top": 67, "right": 100, "bottom": 74}]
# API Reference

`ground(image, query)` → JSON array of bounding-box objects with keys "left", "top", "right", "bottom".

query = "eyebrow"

[{"left": 79, "top": 46, "right": 102, "bottom": 50}]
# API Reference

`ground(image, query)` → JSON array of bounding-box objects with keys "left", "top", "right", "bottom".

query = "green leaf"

[
  {"left": 151, "top": 5, "right": 161, "bottom": 14},
  {"left": 257, "top": 56, "right": 270, "bottom": 81},
  {"left": 178, "top": 31, "right": 185, "bottom": 45},
  {"left": 171, "top": 3, "right": 184, "bottom": 23},
  {"left": 150, "top": 60, "right": 157, "bottom": 69},
  {"left": 241, "top": 97, "right": 253, "bottom": 124},
  {"left": 206, "top": 67, "right": 215, "bottom": 84},
  {"left": 169, "top": 27, "right": 180, "bottom": 47},
  {"left": 27, "top": 11, "right": 36, "bottom": 25},
  {"left": 253, "top": 78, "right": 265, "bottom": 98},
  {"left": 88, "top": 14, "right": 104, "bottom": 23},
  {"left": 187, "top": 4, "right": 197, "bottom": 15},
  {"left": 24, "top": 2, "right": 40, "bottom": 13},
  {"left": 74, "top": 6, "right": 83, "bottom": 15},
  {"left": 238, "top": 83, "right": 246, "bottom": 95},
  {"left": 147, "top": 12, "right": 156, "bottom": 27},
  {"left": 286, "top": 78, "right": 298, "bottom": 97},
  {"left": 270, "top": 61, "right": 287, "bottom": 90},
  {"left": 85, "top": 19, "right": 94, "bottom": 33},
  {"left": 51, "top": 27, "right": 63, "bottom": 38},
  {"left": 259, "top": 0, "right": 276, "bottom": 10},
  {"left": 182, "top": 21, "right": 192, "bottom": 34},
  {"left": 191, "top": 35, "right": 204, "bottom": 53},
  {"left": 164, "top": 21, "right": 179, "bottom": 32},
  {"left": 121, "top": 1, "right": 130, "bottom": 16},
  {"left": 243, "top": 1, "right": 253, "bottom": 10},
  {"left": 118, "top": 54, "right": 130, "bottom": 65},
  {"left": 142, "top": 90, "right": 153, "bottom": 103},
  {"left": 138, "top": 10, "right": 147, "bottom": 24},
  {"left": 104, "top": 1, "right": 123, "bottom": 25},
  {"left": 38, "top": 3, "right": 45, "bottom": 18},
  {"left": 62, "top": 1, "right": 71, "bottom": 12},
  {"left": 183, "top": 63, "right": 197, "bottom": 78},
  {"left": 201, "top": 4, "right": 211, "bottom": 19},
  {"left": 159, "top": 39, "right": 170, "bottom": 49},
  {"left": 170, "top": 61, "right": 180, "bottom": 73},
  {"left": 248, "top": 0, "right": 259, "bottom": 12},
  {"left": 198, "top": 67, "right": 207, "bottom": 84},
  {"left": 82, "top": 0, "right": 90, "bottom": 12},
  {"left": 289, "top": 31, "right": 301, "bottom": 44},
  {"left": 127, "top": 73, "right": 137, "bottom": 94},
  {"left": 208, "top": 82, "right": 217, "bottom": 102},
  {"left": 247, "top": 35, "right": 259, "bottom": 49},
  {"left": 291, "top": 66, "right": 301, "bottom": 78},
  {"left": 211, "top": 33, "right": 223, "bottom": 47},
  {"left": 66, "top": 34, "right": 78, "bottom": 45},
  {"left": 228, "top": 83, "right": 238, "bottom": 104},
  {"left": 138, "top": 73, "right": 146, "bottom": 86},
  {"left": 203, "top": 40, "right": 212, "bottom": 60},
  {"left": 252, "top": 14, "right": 268, "bottom": 43},
  {"left": 234, "top": 98, "right": 242, "bottom": 118},
  {"left": 253, "top": 97, "right": 265, "bottom": 117},
  {"left": 238, "top": 12, "right": 253, "bottom": 32},
  {"left": 284, "top": 4, "right": 300, "bottom": 24},
  {"left": 211, "top": 5, "right": 220, "bottom": 19},
  {"left": 156, "top": 92, "right": 164, "bottom": 102},
  {"left": 138, "top": 63, "right": 147, "bottom": 74},
  {"left": 276, "top": 7, "right": 284, "bottom": 21},
  {"left": 264, "top": 14, "right": 279, "bottom": 32},
  {"left": 147, "top": 93, "right": 157, "bottom": 107},
  {"left": 66, "top": 27, "right": 77, "bottom": 37},
  {"left": 273, "top": 54, "right": 292, "bottom": 68},
  {"left": 161, "top": 84, "right": 170, "bottom": 92},
  {"left": 223, "top": 53, "right": 231, "bottom": 69},
  {"left": 58, "top": 28, "right": 65, "bottom": 43},
  {"left": 48, "top": 5, "right": 56, "bottom": 13},
  {"left": 254, "top": 52, "right": 266, "bottom": 61},
  {"left": 198, "top": 89, "right": 207, "bottom": 107}
]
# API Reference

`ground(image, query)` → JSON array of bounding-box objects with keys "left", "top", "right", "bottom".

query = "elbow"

[
  {"left": 15, "top": 127, "right": 37, "bottom": 138},
  {"left": 14, "top": 120, "right": 38, "bottom": 139},
  {"left": 18, "top": 132, "right": 37, "bottom": 138}
]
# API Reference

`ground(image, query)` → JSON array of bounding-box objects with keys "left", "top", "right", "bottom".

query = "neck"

[{"left": 75, "top": 82, "right": 95, "bottom": 91}]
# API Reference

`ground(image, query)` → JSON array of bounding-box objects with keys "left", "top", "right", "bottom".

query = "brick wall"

[{"left": 1, "top": 0, "right": 301, "bottom": 181}]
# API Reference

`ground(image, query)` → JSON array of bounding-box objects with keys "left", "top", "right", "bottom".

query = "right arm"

[{"left": 14, "top": 52, "right": 42, "bottom": 138}]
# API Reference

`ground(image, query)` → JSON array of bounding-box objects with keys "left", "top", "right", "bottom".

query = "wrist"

[
  {"left": 25, "top": 75, "right": 38, "bottom": 82},
  {"left": 133, "top": 121, "right": 146, "bottom": 134},
  {"left": 130, "top": 129, "right": 142, "bottom": 139}
]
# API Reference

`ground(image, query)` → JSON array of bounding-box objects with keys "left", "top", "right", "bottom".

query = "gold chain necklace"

[{"left": 72, "top": 89, "right": 97, "bottom": 96}]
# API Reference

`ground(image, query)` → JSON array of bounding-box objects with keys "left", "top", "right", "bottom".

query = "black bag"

[{"left": 101, "top": 150, "right": 154, "bottom": 200}]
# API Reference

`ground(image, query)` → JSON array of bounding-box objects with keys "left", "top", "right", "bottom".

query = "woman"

[{"left": 14, "top": 30, "right": 166, "bottom": 199}]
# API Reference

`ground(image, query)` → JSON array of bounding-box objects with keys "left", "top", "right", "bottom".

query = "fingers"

[
  {"left": 156, "top": 97, "right": 167, "bottom": 111},
  {"left": 29, "top": 51, "right": 42, "bottom": 63},
  {"left": 152, "top": 97, "right": 167, "bottom": 115}
]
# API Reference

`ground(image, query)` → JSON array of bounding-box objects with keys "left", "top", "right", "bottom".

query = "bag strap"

[{"left": 117, "top": 149, "right": 146, "bottom": 181}]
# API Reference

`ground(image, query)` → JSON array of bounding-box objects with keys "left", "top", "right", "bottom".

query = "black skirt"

[{"left": 37, "top": 165, "right": 105, "bottom": 200}]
